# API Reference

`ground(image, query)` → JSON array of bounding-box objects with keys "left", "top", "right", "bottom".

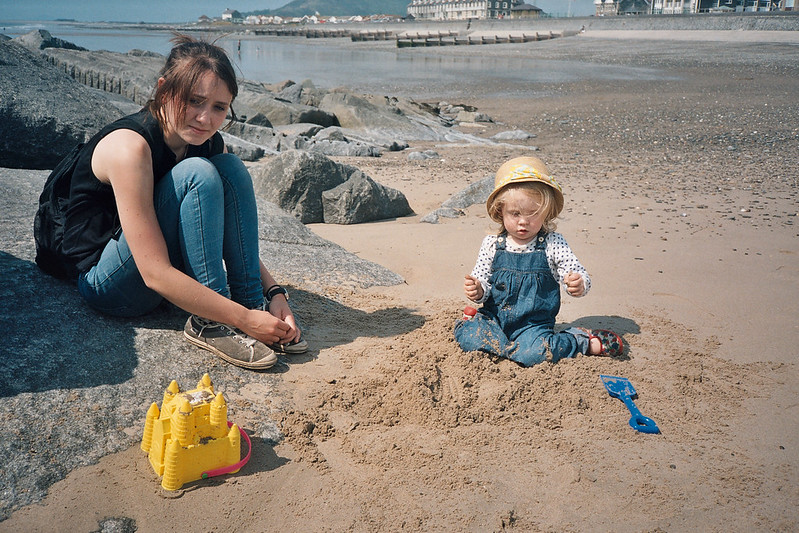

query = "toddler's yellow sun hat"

[{"left": 487, "top": 156, "right": 564, "bottom": 216}]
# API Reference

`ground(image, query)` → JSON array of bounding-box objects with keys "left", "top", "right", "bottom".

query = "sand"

[{"left": 2, "top": 30, "right": 798, "bottom": 532}]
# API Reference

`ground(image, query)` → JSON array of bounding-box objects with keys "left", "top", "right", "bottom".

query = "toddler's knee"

[
  {"left": 507, "top": 338, "right": 547, "bottom": 367},
  {"left": 508, "top": 348, "right": 546, "bottom": 367},
  {"left": 454, "top": 320, "right": 482, "bottom": 352}
]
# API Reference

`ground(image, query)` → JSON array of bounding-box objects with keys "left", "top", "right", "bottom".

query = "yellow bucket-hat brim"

[{"left": 486, "top": 156, "right": 564, "bottom": 216}]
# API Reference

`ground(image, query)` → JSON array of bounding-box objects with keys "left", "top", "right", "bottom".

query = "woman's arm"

[{"left": 92, "top": 129, "right": 291, "bottom": 344}]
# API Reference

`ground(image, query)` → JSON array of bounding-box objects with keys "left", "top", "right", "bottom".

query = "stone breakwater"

[{"left": 43, "top": 48, "right": 162, "bottom": 106}]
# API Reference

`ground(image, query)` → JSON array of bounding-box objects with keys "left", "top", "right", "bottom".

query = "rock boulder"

[
  {"left": 250, "top": 150, "right": 356, "bottom": 223},
  {"left": 0, "top": 39, "right": 122, "bottom": 169},
  {"left": 322, "top": 170, "right": 414, "bottom": 224},
  {"left": 249, "top": 150, "right": 412, "bottom": 224}
]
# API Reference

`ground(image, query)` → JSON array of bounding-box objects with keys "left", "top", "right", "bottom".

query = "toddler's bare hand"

[
  {"left": 464, "top": 274, "right": 483, "bottom": 301},
  {"left": 564, "top": 271, "right": 585, "bottom": 297}
]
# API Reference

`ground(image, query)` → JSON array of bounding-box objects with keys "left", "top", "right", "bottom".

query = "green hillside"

[{"left": 249, "top": 0, "right": 411, "bottom": 17}]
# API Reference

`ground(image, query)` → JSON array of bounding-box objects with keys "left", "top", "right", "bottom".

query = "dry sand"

[{"left": 2, "top": 30, "right": 798, "bottom": 532}]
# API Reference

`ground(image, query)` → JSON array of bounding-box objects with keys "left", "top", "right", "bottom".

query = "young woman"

[{"left": 46, "top": 35, "right": 305, "bottom": 369}]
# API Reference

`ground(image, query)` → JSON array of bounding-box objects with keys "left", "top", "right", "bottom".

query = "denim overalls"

[{"left": 454, "top": 231, "right": 588, "bottom": 367}]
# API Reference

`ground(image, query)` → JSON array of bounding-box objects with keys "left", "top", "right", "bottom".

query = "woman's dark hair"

[{"left": 148, "top": 34, "right": 238, "bottom": 131}]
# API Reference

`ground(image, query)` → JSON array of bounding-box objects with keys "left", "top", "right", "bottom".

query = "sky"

[
  {"left": 0, "top": 1, "right": 287, "bottom": 24},
  {"left": 0, "top": 0, "right": 598, "bottom": 23}
]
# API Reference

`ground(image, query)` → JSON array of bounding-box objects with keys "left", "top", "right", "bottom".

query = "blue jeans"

[{"left": 77, "top": 154, "right": 263, "bottom": 317}]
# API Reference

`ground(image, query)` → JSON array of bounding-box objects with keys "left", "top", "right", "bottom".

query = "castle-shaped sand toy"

[{"left": 141, "top": 374, "right": 250, "bottom": 490}]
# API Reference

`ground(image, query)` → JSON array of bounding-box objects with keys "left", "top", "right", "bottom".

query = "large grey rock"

[
  {"left": 308, "top": 139, "right": 383, "bottom": 157},
  {"left": 318, "top": 90, "right": 494, "bottom": 147},
  {"left": 249, "top": 150, "right": 410, "bottom": 224},
  {"left": 236, "top": 88, "right": 339, "bottom": 128},
  {"left": 13, "top": 29, "right": 87, "bottom": 51},
  {"left": 275, "top": 79, "right": 324, "bottom": 107},
  {"left": 313, "top": 126, "right": 348, "bottom": 142},
  {"left": 225, "top": 121, "right": 281, "bottom": 152},
  {"left": 319, "top": 91, "right": 415, "bottom": 135},
  {"left": 0, "top": 39, "right": 122, "bottom": 169},
  {"left": 253, "top": 196, "right": 404, "bottom": 288},
  {"left": 250, "top": 150, "right": 355, "bottom": 223},
  {"left": 420, "top": 207, "right": 465, "bottom": 224},
  {"left": 0, "top": 165, "right": 403, "bottom": 521},
  {"left": 295, "top": 108, "right": 340, "bottom": 128},
  {"left": 275, "top": 123, "right": 325, "bottom": 138},
  {"left": 441, "top": 176, "right": 494, "bottom": 210},
  {"left": 244, "top": 111, "right": 273, "bottom": 127},
  {"left": 421, "top": 176, "right": 493, "bottom": 224},
  {"left": 269, "top": 125, "right": 386, "bottom": 157},
  {"left": 220, "top": 131, "right": 269, "bottom": 161},
  {"left": 41, "top": 47, "right": 163, "bottom": 106},
  {"left": 322, "top": 170, "right": 414, "bottom": 224},
  {"left": 310, "top": 126, "right": 385, "bottom": 156}
]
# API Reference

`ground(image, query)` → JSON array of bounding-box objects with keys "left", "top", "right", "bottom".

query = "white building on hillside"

[{"left": 407, "top": 0, "right": 525, "bottom": 20}]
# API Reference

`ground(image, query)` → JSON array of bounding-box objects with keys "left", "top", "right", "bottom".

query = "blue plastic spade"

[{"left": 600, "top": 375, "right": 660, "bottom": 434}]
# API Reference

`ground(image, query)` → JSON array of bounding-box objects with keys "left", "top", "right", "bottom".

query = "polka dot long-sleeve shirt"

[{"left": 469, "top": 232, "right": 591, "bottom": 304}]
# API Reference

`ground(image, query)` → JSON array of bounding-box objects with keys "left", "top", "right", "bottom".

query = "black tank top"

[{"left": 62, "top": 108, "right": 224, "bottom": 277}]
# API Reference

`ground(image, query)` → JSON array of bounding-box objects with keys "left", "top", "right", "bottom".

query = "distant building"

[
  {"left": 407, "top": 0, "right": 525, "bottom": 20},
  {"left": 595, "top": 0, "right": 618, "bottom": 15},
  {"left": 510, "top": 3, "right": 544, "bottom": 17},
  {"left": 608, "top": 0, "right": 791, "bottom": 13},
  {"left": 197, "top": 15, "right": 212, "bottom": 23},
  {"left": 618, "top": 0, "right": 652, "bottom": 13},
  {"left": 222, "top": 9, "right": 243, "bottom": 22}
]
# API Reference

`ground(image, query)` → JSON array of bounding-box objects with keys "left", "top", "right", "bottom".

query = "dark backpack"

[{"left": 33, "top": 143, "right": 84, "bottom": 279}]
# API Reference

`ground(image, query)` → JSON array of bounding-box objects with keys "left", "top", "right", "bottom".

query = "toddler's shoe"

[{"left": 590, "top": 329, "right": 624, "bottom": 357}]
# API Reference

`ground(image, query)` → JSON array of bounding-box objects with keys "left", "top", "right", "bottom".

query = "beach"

[{"left": 1, "top": 29, "right": 798, "bottom": 531}]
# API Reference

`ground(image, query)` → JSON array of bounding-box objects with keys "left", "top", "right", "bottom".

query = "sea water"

[{"left": 1, "top": 20, "right": 667, "bottom": 99}]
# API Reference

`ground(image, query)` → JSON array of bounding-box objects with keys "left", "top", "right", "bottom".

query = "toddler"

[{"left": 454, "top": 157, "right": 623, "bottom": 366}]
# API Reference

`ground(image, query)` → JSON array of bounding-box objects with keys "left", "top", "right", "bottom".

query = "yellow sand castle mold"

[{"left": 141, "top": 373, "right": 249, "bottom": 490}]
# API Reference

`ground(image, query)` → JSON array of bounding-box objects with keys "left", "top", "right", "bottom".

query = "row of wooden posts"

[
  {"left": 249, "top": 27, "right": 576, "bottom": 46},
  {"left": 395, "top": 31, "right": 569, "bottom": 47}
]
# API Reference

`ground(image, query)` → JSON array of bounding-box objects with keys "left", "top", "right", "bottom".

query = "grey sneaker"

[
  {"left": 269, "top": 338, "right": 308, "bottom": 355},
  {"left": 184, "top": 315, "right": 277, "bottom": 370}
]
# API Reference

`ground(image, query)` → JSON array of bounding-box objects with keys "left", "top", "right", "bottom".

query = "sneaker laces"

[
  {"left": 195, "top": 317, "right": 257, "bottom": 350},
  {"left": 230, "top": 329, "right": 257, "bottom": 349}
]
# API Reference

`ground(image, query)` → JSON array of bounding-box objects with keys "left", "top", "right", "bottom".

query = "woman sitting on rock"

[{"left": 36, "top": 34, "right": 305, "bottom": 369}]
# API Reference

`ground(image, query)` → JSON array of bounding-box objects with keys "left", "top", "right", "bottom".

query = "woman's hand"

[
  {"left": 266, "top": 295, "right": 301, "bottom": 343},
  {"left": 464, "top": 275, "right": 484, "bottom": 302},
  {"left": 242, "top": 306, "right": 294, "bottom": 346}
]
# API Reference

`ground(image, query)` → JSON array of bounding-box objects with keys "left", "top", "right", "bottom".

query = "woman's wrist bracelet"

[{"left": 265, "top": 284, "right": 288, "bottom": 302}]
